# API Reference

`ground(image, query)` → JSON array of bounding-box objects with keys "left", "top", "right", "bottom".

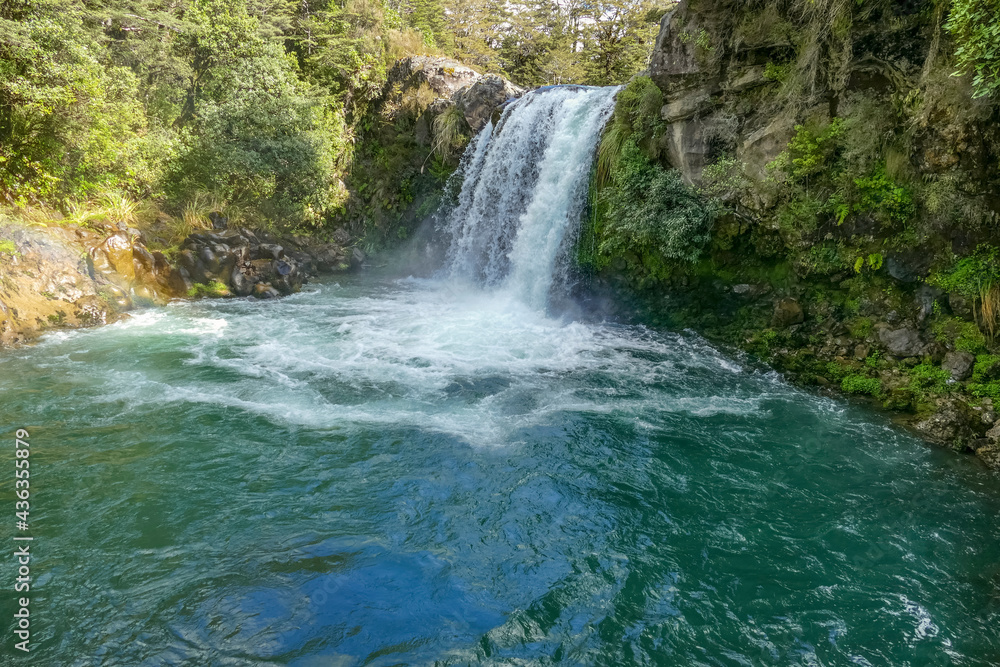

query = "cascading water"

[
  {"left": 2, "top": 83, "right": 999, "bottom": 667},
  {"left": 439, "top": 85, "right": 619, "bottom": 309}
]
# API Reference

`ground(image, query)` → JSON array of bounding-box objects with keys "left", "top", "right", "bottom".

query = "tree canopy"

[{"left": 0, "top": 0, "right": 665, "bottom": 220}]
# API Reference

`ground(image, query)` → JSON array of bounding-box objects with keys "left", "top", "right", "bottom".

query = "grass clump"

[{"left": 187, "top": 281, "right": 232, "bottom": 298}]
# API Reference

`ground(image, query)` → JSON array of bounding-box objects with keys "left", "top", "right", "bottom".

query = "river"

[{"left": 1, "top": 85, "right": 998, "bottom": 665}]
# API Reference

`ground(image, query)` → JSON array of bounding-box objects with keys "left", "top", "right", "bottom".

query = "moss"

[
  {"left": 187, "top": 281, "right": 232, "bottom": 298},
  {"left": 0, "top": 239, "right": 18, "bottom": 256},
  {"left": 848, "top": 317, "right": 874, "bottom": 339}
]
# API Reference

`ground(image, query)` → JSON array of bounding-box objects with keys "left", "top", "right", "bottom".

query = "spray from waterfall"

[{"left": 438, "top": 86, "right": 619, "bottom": 309}]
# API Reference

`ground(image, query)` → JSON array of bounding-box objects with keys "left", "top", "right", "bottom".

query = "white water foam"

[{"left": 440, "top": 86, "right": 619, "bottom": 309}]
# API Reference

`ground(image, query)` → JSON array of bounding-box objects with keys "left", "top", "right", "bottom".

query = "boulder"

[
  {"left": 167, "top": 267, "right": 193, "bottom": 295},
  {"left": 878, "top": 326, "right": 924, "bottom": 357},
  {"left": 254, "top": 244, "right": 285, "bottom": 260},
  {"left": 253, "top": 283, "right": 280, "bottom": 299},
  {"left": 230, "top": 268, "right": 256, "bottom": 297},
  {"left": 912, "top": 397, "right": 985, "bottom": 447},
  {"left": 454, "top": 74, "right": 525, "bottom": 132},
  {"left": 392, "top": 56, "right": 481, "bottom": 99},
  {"left": 976, "top": 444, "right": 1000, "bottom": 469},
  {"left": 350, "top": 247, "right": 366, "bottom": 271},
  {"left": 208, "top": 211, "right": 228, "bottom": 230},
  {"left": 132, "top": 244, "right": 155, "bottom": 274},
  {"left": 948, "top": 292, "right": 973, "bottom": 319},
  {"left": 101, "top": 233, "right": 136, "bottom": 281},
  {"left": 772, "top": 298, "right": 804, "bottom": 328},
  {"left": 942, "top": 351, "right": 975, "bottom": 381}
]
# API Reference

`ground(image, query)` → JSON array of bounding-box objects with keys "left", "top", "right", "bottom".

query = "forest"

[{"left": 0, "top": 0, "right": 662, "bottom": 239}]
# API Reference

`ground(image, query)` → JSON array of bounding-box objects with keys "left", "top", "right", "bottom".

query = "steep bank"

[
  {"left": 0, "top": 218, "right": 358, "bottom": 346},
  {"left": 584, "top": 0, "right": 1000, "bottom": 468}
]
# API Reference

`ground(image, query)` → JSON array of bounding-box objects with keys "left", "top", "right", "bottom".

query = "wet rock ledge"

[{"left": 0, "top": 218, "right": 362, "bottom": 347}]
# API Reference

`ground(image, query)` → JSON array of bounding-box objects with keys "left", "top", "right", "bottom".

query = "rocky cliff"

[
  {"left": 339, "top": 57, "right": 524, "bottom": 244},
  {"left": 0, "top": 217, "right": 358, "bottom": 346},
  {"left": 600, "top": 0, "right": 1000, "bottom": 468}
]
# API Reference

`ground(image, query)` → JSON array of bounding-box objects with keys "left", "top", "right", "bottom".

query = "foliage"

[
  {"left": 930, "top": 315, "right": 988, "bottom": 353},
  {"left": 841, "top": 374, "right": 883, "bottom": 397},
  {"left": 1, "top": 0, "right": 666, "bottom": 240},
  {"left": 969, "top": 355, "right": 1000, "bottom": 402},
  {"left": 0, "top": 239, "right": 18, "bottom": 256},
  {"left": 928, "top": 246, "right": 1000, "bottom": 339},
  {"left": 187, "top": 280, "right": 231, "bottom": 298},
  {"left": 431, "top": 106, "right": 469, "bottom": 160},
  {"left": 851, "top": 167, "right": 915, "bottom": 225},
  {"left": 599, "top": 140, "right": 716, "bottom": 264},
  {"left": 906, "top": 363, "right": 952, "bottom": 396},
  {"left": 597, "top": 76, "right": 663, "bottom": 187},
  {"left": 946, "top": 0, "right": 1000, "bottom": 98}
]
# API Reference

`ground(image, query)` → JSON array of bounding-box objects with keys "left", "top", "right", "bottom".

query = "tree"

[
  {"left": 169, "top": 0, "right": 345, "bottom": 222},
  {"left": 0, "top": 0, "right": 162, "bottom": 203},
  {"left": 581, "top": 0, "right": 660, "bottom": 86}
]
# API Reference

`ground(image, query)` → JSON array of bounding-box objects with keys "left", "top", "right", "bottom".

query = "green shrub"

[
  {"left": 770, "top": 119, "right": 843, "bottom": 181},
  {"left": 599, "top": 140, "right": 716, "bottom": 264},
  {"left": 842, "top": 374, "right": 883, "bottom": 397},
  {"left": 907, "top": 363, "right": 951, "bottom": 396},
  {"left": 972, "top": 354, "right": 1000, "bottom": 382},
  {"left": 826, "top": 361, "right": 853, "bottom": 381},
  {"left": 851, "top": 166, "right": 915, "bottom": 225},
  {"left": 970, "top": 381, "right": 1000, "bottom": 403}
]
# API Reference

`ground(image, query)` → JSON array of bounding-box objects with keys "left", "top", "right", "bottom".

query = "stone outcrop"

[
  {"left": 176, "top": 228, "right": 362, "bottom": 298},
  {"left": 0, "top": 221, "right": 174, "bottom": 346},
  {"left": 634, "top": 0, "right": 1000, "bottom": 470},
  {"left": 388, "top": 56, "right": 525, "bottom": 136},
  {"left": 0, "top": 217, "right": 360, "bottom": 347}
]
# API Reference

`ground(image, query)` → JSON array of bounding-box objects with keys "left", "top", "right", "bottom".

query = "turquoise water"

[{"left": 1, "top": 274, "right": 999, "bottom": 665}]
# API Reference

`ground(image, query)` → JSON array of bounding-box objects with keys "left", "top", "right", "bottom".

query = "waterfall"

[{"left": 439, "top": 85, "right": 619, "bottom": 309}]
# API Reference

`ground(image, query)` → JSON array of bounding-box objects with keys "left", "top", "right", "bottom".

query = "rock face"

[
  {"left": 389, "top": 56, "right": 525, "bottom": 136},
  {"left": 627, "top": 0, "right": 1000, "bottom": 471},
  {"left": 0, "top": 217, "right": 360, "bottom": 347},
  {"left": 912, "top": 397, "right": 989, "bottom": 448},
  {"left": 648, "top": 1, "right": 789, "bottom": 185},
  {"left": 0, "top": 222, "right": 175, "bottom": 346}
]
